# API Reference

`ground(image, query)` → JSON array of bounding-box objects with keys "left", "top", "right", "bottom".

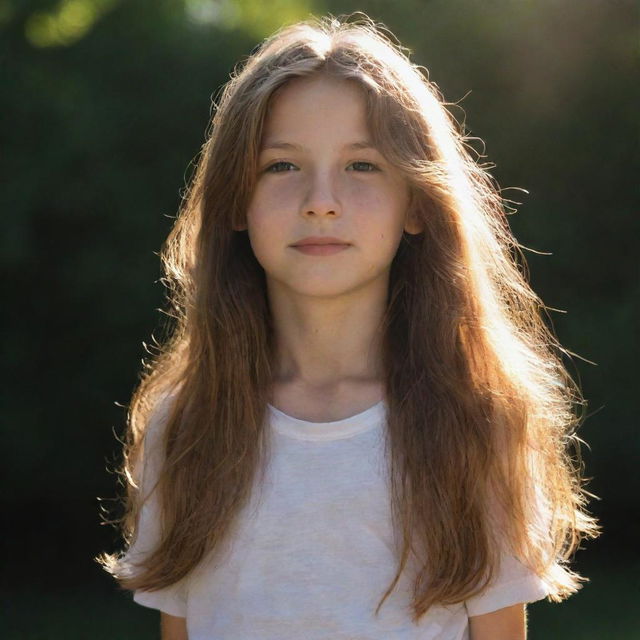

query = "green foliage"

[
  {"left": 185, "top": 0, "right": 317, "bottom": 38},
  {"left": 1, "top": 0, "right": 637, "bottom": 632}
]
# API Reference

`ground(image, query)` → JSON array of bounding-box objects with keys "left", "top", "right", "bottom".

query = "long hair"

[{"left": 97, "top": 14, "right": 600, "bottom": 622}]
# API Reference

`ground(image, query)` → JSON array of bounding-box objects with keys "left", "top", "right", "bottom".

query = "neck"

[{"left": 267, "top": 277, "right": 388, "bottom": 392}]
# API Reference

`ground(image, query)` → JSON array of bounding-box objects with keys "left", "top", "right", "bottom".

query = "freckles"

[
  {"left": 268, "top": 181, "right": 300, "bottom": 211},
  {"left": 358, "top": 189, "right": 381, "bottom": 209}
]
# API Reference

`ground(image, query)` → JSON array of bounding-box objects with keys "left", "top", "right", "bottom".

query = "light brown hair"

[{"left": 97, "top": 14, "right": 600, "bottom": 621}]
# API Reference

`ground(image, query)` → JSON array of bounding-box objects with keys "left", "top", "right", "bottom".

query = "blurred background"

[{"left": 1, "top": 0, "right": 637, "bottom": 637}]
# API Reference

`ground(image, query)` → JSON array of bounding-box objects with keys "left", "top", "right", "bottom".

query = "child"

[{"left": 97, "top": 14, "right": 600, "bottom": 640}]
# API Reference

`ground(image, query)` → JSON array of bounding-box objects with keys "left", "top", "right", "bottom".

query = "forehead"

[{"left": 261, "top": 75, "right": 370, "bottom": 144}]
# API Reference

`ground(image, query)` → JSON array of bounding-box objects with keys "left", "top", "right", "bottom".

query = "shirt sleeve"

[
  {"left": 464, "top": 552, "right": 549, "bottom": 617},
  {"left": 120, "top": 395, "right": 189, "bottom": 617}
]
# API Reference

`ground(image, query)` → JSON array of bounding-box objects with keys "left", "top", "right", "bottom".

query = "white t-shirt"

[{"left": 124, "top": 399, "right": 549, "bottom": 639}]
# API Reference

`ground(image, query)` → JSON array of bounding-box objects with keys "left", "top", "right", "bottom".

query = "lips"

[
  {"left": 291, "top": 236, "right": 350, "bottom": 247},
  {"left": 290, "top": 236, "right": 351, "bottom": 256}
]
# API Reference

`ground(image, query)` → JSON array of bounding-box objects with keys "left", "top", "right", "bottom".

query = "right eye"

[{"left": 265, "top": 161, "right": 297, "bottom": 173}]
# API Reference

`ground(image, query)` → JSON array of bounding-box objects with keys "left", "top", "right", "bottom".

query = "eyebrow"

[{"left": 260, "top": 140, "right": 378, "bottom": 152}]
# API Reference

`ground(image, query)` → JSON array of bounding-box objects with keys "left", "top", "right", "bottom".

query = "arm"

[
  {"left": 160, "top": 612, "right": 188, "bottom": 640},
  {"left": 469, "top": 603, "right": 527, "bottom": 640}
]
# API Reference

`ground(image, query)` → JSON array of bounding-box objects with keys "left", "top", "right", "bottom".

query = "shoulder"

[
  {"left": 134, "top": 390, "right": 180, "bottom": 493},
  {"left": 144, "top": 390, "right": 179, "bottom": 449}
]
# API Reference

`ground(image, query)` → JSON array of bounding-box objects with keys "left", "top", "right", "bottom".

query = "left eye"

[
  {"left": 265, "top": 161, "right": 297, "bottom": 173},
  {"left": 348, "top": 162, "right": 378, "bottom": 172}
]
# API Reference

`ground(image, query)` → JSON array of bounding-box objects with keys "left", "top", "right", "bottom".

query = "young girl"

[{"left": 98, "top": 14, "right": 600, "bottom": 640}]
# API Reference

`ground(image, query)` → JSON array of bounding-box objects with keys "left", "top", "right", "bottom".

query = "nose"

[{"left": 300, "top": 170, "right": 342, "bottom": 219}]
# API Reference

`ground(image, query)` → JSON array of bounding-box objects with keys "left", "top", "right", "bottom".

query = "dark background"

[{"left": 2, "top": 0, "right": 638, "bottom": 637}]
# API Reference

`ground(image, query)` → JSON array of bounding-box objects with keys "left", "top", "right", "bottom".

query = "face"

[{"left": 244, "top": 74, "right": 421, "bottom": 300}]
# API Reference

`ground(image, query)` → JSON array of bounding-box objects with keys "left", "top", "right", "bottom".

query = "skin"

[
  {"left": 469, "top": 603, "right": 528, "bottom": 639},
  {"left": 160, "top": 74, "right": 529, "bottom": 639},
  {"left": 242, "top": 74, "right": 422, "bottom": 420},
  {"left": 160, "top": 612, "right": 187, "bottom": 640}
]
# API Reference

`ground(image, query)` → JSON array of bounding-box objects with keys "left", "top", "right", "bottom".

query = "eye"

[
  {"left": 265, "top": 161, "right": 298, "bottom": 173},
  {"left": 348, "top": 161, "right": 379, "bottom": 172}
]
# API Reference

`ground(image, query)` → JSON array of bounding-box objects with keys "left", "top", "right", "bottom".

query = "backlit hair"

[{"left": 97, "top": 14, "right": 600, "bottom": 621}]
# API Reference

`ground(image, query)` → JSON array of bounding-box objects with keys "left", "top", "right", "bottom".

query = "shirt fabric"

[{"left": 124, "top": 398, "right": 550, "bottom": 639}]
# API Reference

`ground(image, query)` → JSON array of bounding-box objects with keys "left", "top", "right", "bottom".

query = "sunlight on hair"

[{"left": 95, "top": 14, "right": 600, "bottom": 627}]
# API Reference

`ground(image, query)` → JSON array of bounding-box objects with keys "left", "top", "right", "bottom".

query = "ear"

[
  {"left": 232, "top": 214, "right": 248, "bottom": 232},
  {"left": 403, "top": 207, "right": 424, "bottom": 235},
  {"left": 403, "top": 189, "right": 424, "bottom": 235}
]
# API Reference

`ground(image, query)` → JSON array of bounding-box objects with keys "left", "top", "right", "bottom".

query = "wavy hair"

[{"left": 97, "top": 14, "right": 600, "bottom": 621}]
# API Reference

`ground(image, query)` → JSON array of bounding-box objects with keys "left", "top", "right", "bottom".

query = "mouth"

[
  {"left": 291, "top": 242, "right": 351, "bottom": 256},
  {"left": 290, "top": 236, "right": 351, "bottom": 248}
]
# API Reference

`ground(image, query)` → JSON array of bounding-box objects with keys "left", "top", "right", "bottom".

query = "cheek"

[
  {"left": 245, "top": 188, "right": 293, "bottom": 267},
  {"left": 352, "top": 187, "right": 408, "bottom": 235},
  {"left": 247, "top": 182, "right": 297, "bottom": 227},
  {"left": 246, "top": 211, "right": 276, "bottom": 262}
]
